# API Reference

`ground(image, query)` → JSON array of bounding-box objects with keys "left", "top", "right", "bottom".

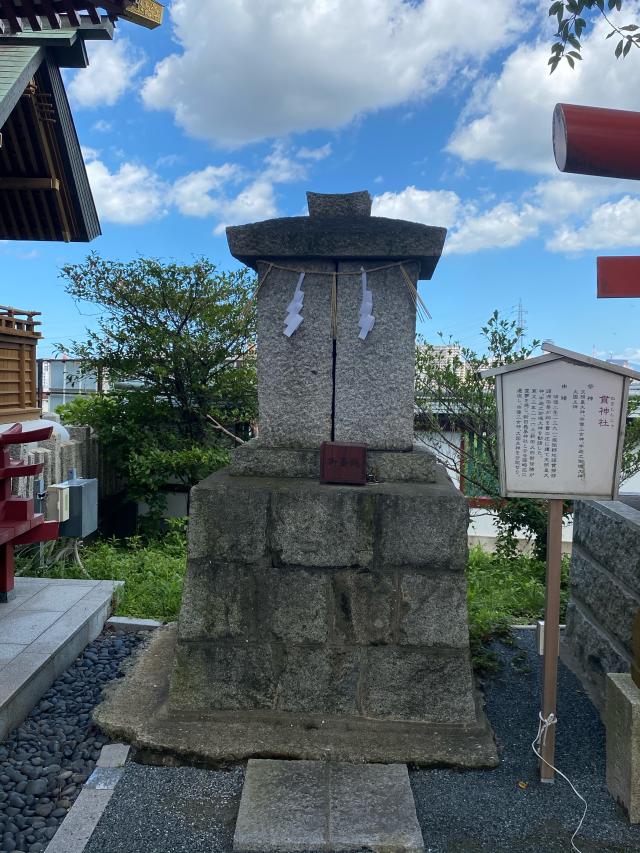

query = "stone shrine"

[{"left": 95, "top": 191, "right": 497, "bottom": 767}]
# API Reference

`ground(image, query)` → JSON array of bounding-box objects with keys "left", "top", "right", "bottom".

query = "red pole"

[
  {"left": 553, "top": 103, "right": 640, "bottom": 181},
  {"left": 0, "top": 544, "right": 15, "bottom": 603}
]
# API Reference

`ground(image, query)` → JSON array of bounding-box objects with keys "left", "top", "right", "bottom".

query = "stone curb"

[
  {"left": 44, "top": 743, "right": 130, "bottom": 853},
  {"left": 107, "top": 616, "right": 163, "bottom": 632}
]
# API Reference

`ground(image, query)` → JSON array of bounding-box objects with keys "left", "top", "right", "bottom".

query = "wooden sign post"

[{"left": 483, "top": 342, "right": 640, "bottom": 782}]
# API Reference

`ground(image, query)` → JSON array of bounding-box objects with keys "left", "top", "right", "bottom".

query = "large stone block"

[
  {"left": 331, "top": 571, "right": 395, "bottom": 645},
  {"left": 606, "top": 673, "right": 640, "bottom": 823},
  {"left": 274, "top": 646, "right": 362, "bottom": 715},
  {"left": 170, "top": 642, "right": 277, "bottom": 713},
  {"left": 256, "top": 259, "right": 334, "bottom": 447},
  {"left": 399, "top": 572, "right": 469, "bottom": 648},
  {"left": 188, "top": 471, "right": 270, "bottom": 563},
  {"left": 573, "top": 500, "right": 640, "bottom": 597},
  {"left": 269, "top": 480, "right": 375, "bottom": 568},
  {"left": 333, "top": 261, "right": 418, "bottom": 451},
  {"left": 377, "top": 468, "right": 469, "bottom": 571},
  {"left": 570, "top": 545, "right": 640, "bottom": 653},
  {"left": 362, "top": 648, "right": 476, "bottom": 723},
  {"left": 170, "top": 641, "right": 363, "bottom": 716},
  {"left": 564, "top": 599, "right": 632, "bottom": 711},
  {"left": 258, "top": 568, "right": 330, "bottom": 645},
  {"left": 178, "top": 560, "right": 257, "bottom": 642},
  {"left": 229, "top": 439, "right": 437, "bottom": 483}
]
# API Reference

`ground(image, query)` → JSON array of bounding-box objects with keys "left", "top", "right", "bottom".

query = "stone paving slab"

[
  {"left": 233, "top": 759, "right": 424, "bottom": 852},
  {"left": 0, "top": 577, "right": 121, "bottom": 739}
]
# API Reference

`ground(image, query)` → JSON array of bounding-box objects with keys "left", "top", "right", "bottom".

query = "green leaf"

[
  {"left": 549, "top": 1, "right": 563, "bottom": 14},
  {"left": 568, "top": 50, "right": 582, "bottom": 58},
  {"left": 567, "top": 55, "right": 575, "bottom": 68},
  {"left": 621, "top": 24, "right": 640, "bottom": 31},
  {"left": 615, "top": 38, "right": 624, "bottom": 57},
  {"left": 623, "top": 38, "right": 632, "bottom": 55}
]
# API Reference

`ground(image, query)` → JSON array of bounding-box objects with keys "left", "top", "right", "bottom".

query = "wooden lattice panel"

[{"left": 0, "top": 306, "right": 41, "bottom": 423}]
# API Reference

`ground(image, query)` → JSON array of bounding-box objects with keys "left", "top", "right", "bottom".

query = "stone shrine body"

[{"left": 95, "top": 191, "right": 497, "bottom": 768}]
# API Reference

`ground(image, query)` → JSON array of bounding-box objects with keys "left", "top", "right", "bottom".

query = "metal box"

[
  {"left": 45, "top": 484, "right": 70, "bottom": 523},
  {"left": 58, "top": 477, "right": 98, "bottom": 538}
]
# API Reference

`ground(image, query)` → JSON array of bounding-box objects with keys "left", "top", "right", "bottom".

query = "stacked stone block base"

[
  {"left": 606, "top": 673, "right": 640, "bottom": 823},
  {"left": 562, "top": 499, "right": 640, "bottom": 715},
  {"left": 162, "top": 462, "right": 496, "bottom": 763},
  {"left": 95, "top": 457, "right": 496, "bottom": 767}
]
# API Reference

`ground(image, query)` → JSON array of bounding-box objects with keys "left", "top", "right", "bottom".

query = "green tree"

[
  {"left": 548, "top": 1, "right": 639, "bottom": 71},
  {"left": 57, "top": 255, "right": 257, "bottom": 517}
]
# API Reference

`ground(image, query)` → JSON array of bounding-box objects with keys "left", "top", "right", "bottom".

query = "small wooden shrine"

[{"left": 0, "top": 306, "right": 41, "bottom": 424}]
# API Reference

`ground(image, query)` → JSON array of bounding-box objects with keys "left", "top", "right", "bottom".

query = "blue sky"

[{"left": 3, "top": 0, "right": 640, "bottom": 362}]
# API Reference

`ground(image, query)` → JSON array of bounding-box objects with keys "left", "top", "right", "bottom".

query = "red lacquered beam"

[
  {"left": 3, "top": 499, "right": 34, "bottom": 522},
  {"left": 597, "top": 256, "right": 640, "bottom": 298},
  {"left": 0, "top": 424, "right": 53, "bottom": 446},
  {"left": 553, "top": 103, "right": 640, "bottom": 181},
  {"left": 0, "top": 463, "right": 44, "bottom": 479},
  {"left": 14, "top": 520, "right": 58, "bottom": 545}
]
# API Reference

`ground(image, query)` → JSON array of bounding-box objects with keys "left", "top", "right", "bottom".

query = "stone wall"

[
  {"left": 11, "top": 422, "right": 120, "bottom": 500},
  {"left": 563, "top": 498, "right": 640, "bottom": 714}
]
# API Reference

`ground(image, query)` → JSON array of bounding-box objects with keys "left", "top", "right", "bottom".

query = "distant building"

[
  {"left": 37, "top": 358, "right": 106, "bottom": 413},
  {"left": 418, "top": 344, "right": 468, "bottom": 380}
]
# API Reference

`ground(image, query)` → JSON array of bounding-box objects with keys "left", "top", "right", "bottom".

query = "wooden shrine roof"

[
  {"left": 0, "top": 2, "right": 163, "bottom": 33},
  {"left": 0, "top": 24, "right": 109, "bottom": 241}
]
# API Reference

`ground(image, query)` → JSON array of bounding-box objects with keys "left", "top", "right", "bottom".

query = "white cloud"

[
  {"left": 68, "top": 38, "right": 145, "bottom": 108},
  {"left": 173, "top": 164, "right": 242, "bottom": 217},
  {"left": 546, "top": 195, "right": 640, "bottom": 252},
  {"left": 83, "top": 150, "right": 169, "bottom": 224},
  {"left": 212, "top": 179, "right": 278, "bottom": 235},
  {"left": 372, "top": 186, "right": 540, "bottom": 254},
  {"left": 141, "top": 0, "right": 527, "bottom": 146},
  {"left": 297, "top": 144, "right": 332, "bottom": 161},
  {"left": 373, "top": 186, "right": 461, "bottom": 228},
  {"left": 446, "top": 202, "right": 539, "bottom": 254},
  {"left": 448, "top": 6, "right": 640, "bottom": 174},
  {"left": 92, "top": 119, "right": 112, "bottom": 133}
]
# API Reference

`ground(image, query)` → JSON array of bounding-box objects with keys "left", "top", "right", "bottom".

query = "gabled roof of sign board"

[
  {"left": 0, "top": 19, "right": 113, "bottom": 242},
  {"left": 482, "top": 342, "right": 640, "bottom": 381}
]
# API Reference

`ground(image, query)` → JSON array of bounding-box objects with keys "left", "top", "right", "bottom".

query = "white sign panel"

[{"left": 497, "top": 359, "right": 627, "bottom": 499}]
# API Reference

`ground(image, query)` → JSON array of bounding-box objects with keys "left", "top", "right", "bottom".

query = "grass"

[
  {"left": 15, "top": 523, "right": 187, "bottom": 622},
  {"left": 17, "top": 532, "right": 569, "bottom": 672},
  {"left": 466, "top": 544, "right": 570, "bottom": 672}
]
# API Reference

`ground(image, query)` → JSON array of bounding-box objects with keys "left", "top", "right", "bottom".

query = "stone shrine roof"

[{"left": 227, "top": 191, "right": 447, "bottom": 281}]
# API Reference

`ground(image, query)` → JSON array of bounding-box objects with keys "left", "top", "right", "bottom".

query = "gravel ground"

[
  {"left": 0, "top": 630, "right": 144, "bottom": 853},
  {"left": 74, "top": 630, "right": 640, "bottom": 852},
  {"left": 84, "top": 764, "right": 245, "bottom": 853},
  {"left": 410, "top": 630, "right": 640, "bottom": 852}
]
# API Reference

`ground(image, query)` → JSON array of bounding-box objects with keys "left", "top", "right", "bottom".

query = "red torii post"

[{"left": 553, "top": 103, "right": 640, "bottom": 297}]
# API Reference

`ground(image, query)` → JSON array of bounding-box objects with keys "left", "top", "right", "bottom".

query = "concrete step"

[
  {"left": 233, "top": 759, "right": 425, "bottom": 852},
  {"left": 0, "top": 577, "right": 121, "bottom": 740}
]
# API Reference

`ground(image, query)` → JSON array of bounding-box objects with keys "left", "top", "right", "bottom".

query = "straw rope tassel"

[{"left": 400, "top": 264, "right": 431, "bottom": 321}]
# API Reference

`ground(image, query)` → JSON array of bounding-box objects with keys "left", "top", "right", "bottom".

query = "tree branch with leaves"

[{"left": 548, "top": 0, "right": 639, "bottom": 72}]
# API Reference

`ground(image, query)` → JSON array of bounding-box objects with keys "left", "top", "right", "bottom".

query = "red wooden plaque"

[
  {"left": 320, "top": 442, "right": 367, "bottom": 485},
  {"left": 597, "top": 256, "right": 640, "bottom": 299}
]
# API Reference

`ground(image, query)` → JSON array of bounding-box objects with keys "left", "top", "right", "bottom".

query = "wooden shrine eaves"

[
  {"left": 0, "top": 2, "right": 163, "bottom": 33},
  {"left": 0, "top": 33, "right": 102, "bottom": 241}
]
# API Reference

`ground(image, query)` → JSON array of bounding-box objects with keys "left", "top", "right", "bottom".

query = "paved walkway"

[{"left": 0, "top": 577, "right": 120, "bottom": 740}]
